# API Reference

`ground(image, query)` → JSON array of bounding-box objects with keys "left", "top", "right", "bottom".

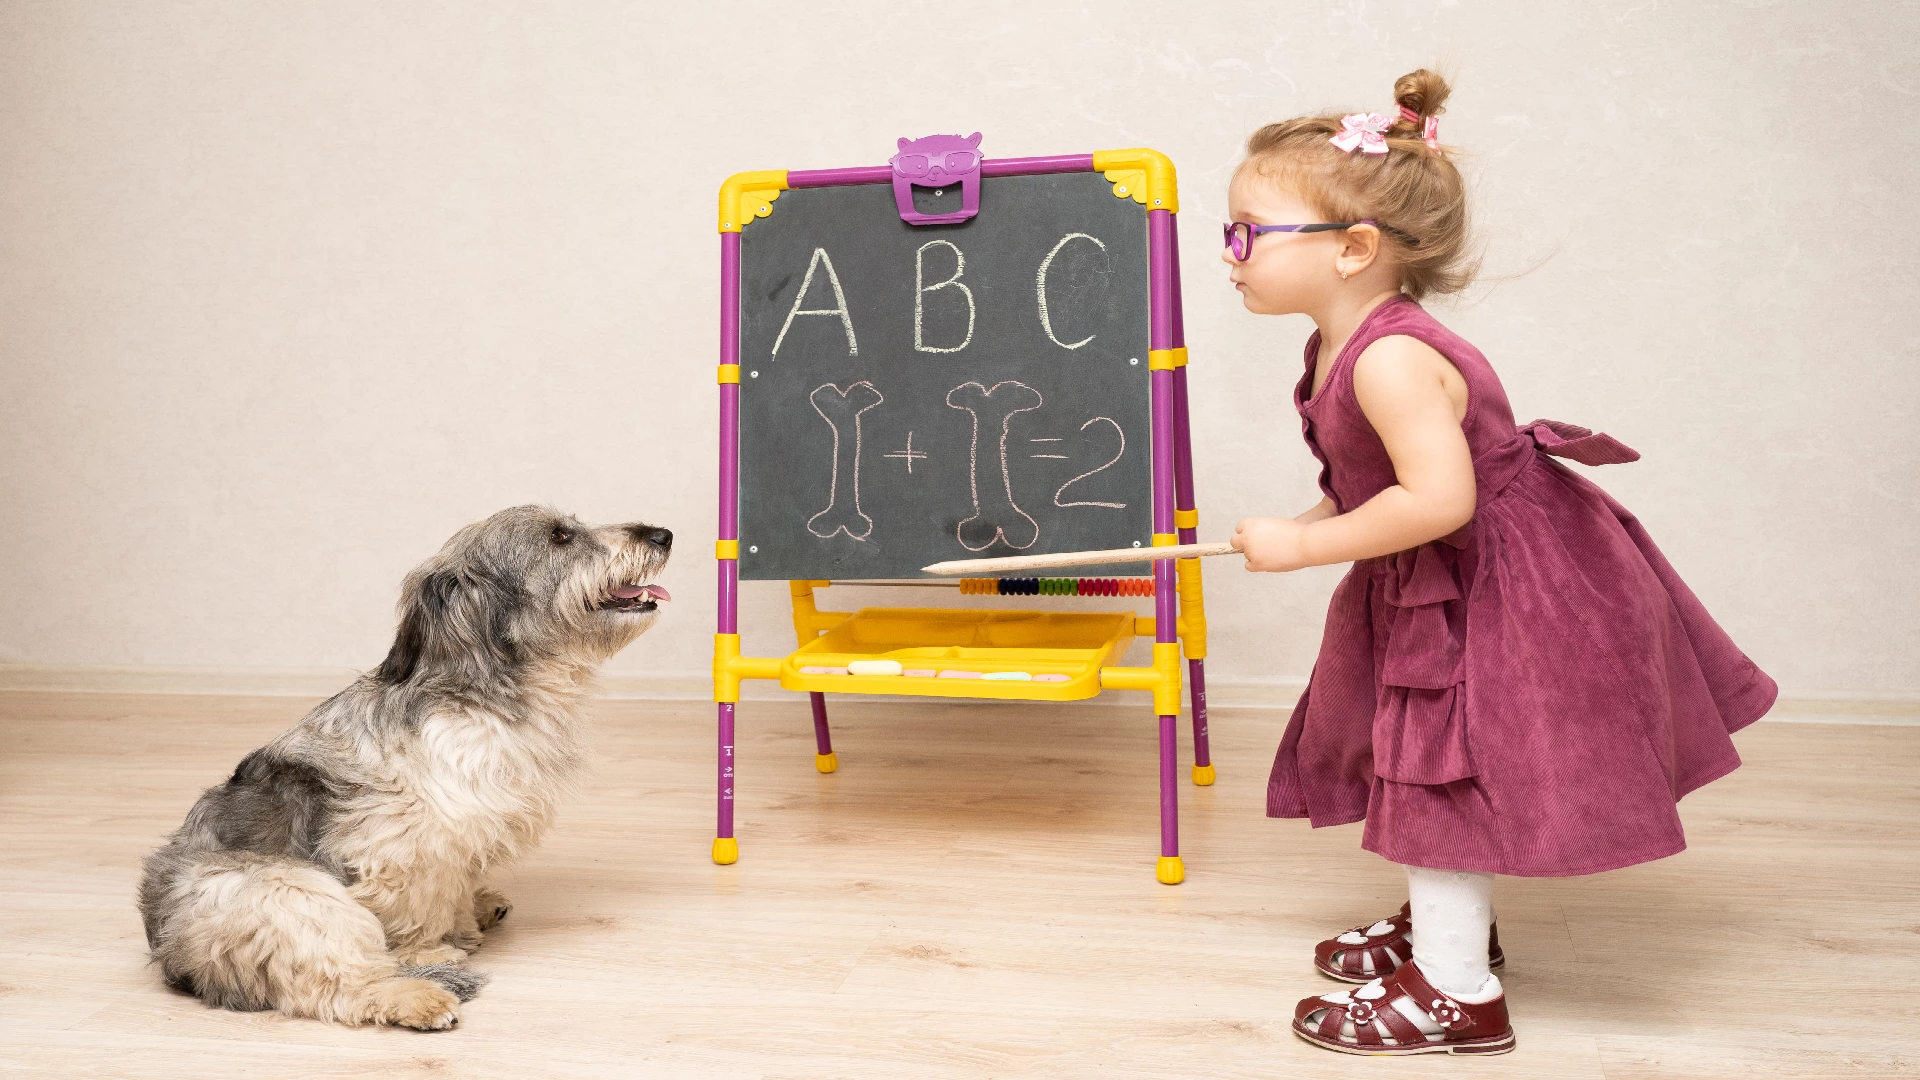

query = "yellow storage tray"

[{"left": 779, "top": 607, "right": 1137, "bottom": 701}]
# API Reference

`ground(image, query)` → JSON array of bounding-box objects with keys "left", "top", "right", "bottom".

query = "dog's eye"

[{"left": 550, "top": 526, "right": 575, "bottom": 545}]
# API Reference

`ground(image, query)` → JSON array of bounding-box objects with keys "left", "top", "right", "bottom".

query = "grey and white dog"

[{"left": 139, "top": 506, "right": 671, "bottom": 1030}]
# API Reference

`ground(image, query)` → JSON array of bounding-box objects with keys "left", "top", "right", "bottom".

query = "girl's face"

[{"left": 1222, "top": 170, "right": 1344, "bottom": 316}]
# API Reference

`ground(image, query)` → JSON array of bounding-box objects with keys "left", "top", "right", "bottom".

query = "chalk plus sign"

[{"left": 883, "top": 432, "right": 928, "bottom": 474}]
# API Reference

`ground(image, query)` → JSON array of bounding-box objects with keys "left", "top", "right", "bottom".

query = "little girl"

[{"left": 1224, "top": 70, "right": 1778, "bottom": 1057}]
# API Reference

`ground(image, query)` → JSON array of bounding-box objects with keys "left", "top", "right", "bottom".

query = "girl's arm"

[
  {"left": 1294, "top": 496, "right": 1337, "bottom": 524},
  {"left": 1234, "top": 336, "right": 1475, "bottom": 572}
]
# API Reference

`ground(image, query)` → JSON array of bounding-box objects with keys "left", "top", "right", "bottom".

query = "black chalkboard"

[{"left": 736, "top": 172, "right": 1154, "bottom": 581}]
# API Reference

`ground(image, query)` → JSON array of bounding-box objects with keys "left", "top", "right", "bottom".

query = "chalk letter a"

[{"left": 772, "top": 247, "right": 859, "bottom": 359}]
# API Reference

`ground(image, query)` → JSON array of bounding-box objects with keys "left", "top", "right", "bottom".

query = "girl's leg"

[{"left": 1405, "top": 865, "right": 1499, "bottom": 998}]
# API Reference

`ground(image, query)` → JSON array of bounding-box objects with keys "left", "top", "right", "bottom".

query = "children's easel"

[{"left": 712, "top": 140, "right": 1212, "bottom": 883}]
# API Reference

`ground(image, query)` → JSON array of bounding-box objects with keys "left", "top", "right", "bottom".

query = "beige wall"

[{"left": 2, "top": 1, "right": 1914, "bottom": 700}]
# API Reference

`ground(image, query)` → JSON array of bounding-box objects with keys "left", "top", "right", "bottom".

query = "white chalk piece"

[
  {"left": 982, "top": 671, "right": 1033, "bottom": 682},
  {"left": 847, "top": 659, "right": 904, "bottom": 676},
  {"left": 903, "top": 668, "right": 937, "bottom": 678},
  {"left": 937, "top": 669, "right": 984, "bottom": 679}
]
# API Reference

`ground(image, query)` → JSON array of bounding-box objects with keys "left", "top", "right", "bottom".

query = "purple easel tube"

[
  {"left": 787, "top": 154, "right": 1096, "bottom": 190},
  {"left": 1167, "top": 215, "right": 1212, "bottom": 772},
  {"left": 1148, "top": 208, "right": 1180, "bottom": 865},
  {"left": 810, "top": 693, "right": 833, "bottom": 756},
  {"left": 717, "top": 230, "right": 742, "bottom": 845}
]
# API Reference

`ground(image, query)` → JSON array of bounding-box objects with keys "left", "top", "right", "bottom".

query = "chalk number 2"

[{"left": 1054, "top": 417, "right": 1126, "bottom": 509}]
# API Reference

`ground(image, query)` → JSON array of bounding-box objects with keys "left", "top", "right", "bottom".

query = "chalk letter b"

[{"left": 914, "top": 240, "right": 975, "bottom": 354}]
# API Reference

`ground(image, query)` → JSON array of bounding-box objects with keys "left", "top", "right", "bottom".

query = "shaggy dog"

[{"left": 139, "top": 506, "right": 671, "bottom": 1029}]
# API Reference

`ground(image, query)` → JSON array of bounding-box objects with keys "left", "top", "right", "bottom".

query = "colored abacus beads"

[{"left": 956, "top": 577, "right": 1155, "bottom": 597}]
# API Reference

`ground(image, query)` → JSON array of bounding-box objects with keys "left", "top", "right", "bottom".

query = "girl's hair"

[{"left": 1242, "top": 69, "right": 1475, "bottom": 299}]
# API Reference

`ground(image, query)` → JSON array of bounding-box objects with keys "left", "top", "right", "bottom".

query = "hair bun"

[{"left": 1393, "top": 68, "right": 1451, "bottom": 123}]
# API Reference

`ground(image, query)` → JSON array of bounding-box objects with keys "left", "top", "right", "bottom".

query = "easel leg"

[
  {"left": 1163, "top": 215, "right": 1213, "bottom": 791},
  {"left": 1157, "top": 711, "right": 1184, "bottom": 884},
  {"left": 809, "top": 692, "right": 838, "bottom": 773},
  {"left": 714, "top": 703, "right": 738, "bottom": 864},
  {"left": 1188, "top": 659, "right": 1214, "bottom": 786}
]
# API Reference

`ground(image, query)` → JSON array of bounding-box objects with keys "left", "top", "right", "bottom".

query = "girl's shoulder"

[{"left": 1357, "top": 297, "right": 1482, "bottom": 364}]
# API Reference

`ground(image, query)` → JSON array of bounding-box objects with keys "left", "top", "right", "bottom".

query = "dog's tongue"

[
  {"left": 611, "top": 584, "right": 671, "bottom": 602},
  {"left": 643, "top": 584, "right": 671, "bottom": 602}
]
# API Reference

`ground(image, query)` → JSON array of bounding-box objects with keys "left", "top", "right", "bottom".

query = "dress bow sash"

[
  {"left": 1519, "top": 418, "right": 1640, "bottom": 466},
  {"left": 1476, "top": 418, "right": 1640, "bottom": 505}
]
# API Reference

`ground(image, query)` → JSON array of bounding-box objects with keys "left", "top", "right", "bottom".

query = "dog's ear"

[
  {"left": 374, "top": 570, "right": 449, "bottom": 684},
  {"left": 374, "top": 569, "right": 520, "bottom": 686}
]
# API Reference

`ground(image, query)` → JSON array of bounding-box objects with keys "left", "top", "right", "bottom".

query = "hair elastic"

[{"left": 1399, "top": 105, "right": 1441, "bottom": 149}]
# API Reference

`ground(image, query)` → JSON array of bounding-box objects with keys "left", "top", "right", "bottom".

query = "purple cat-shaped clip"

[{"left": 889, "top": 133, "right": 983, "bottom": 226}]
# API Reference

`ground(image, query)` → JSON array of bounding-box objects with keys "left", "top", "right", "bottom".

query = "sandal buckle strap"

[{"left": 1390, "top": 961, "right": 1477, "bottom": 1035}]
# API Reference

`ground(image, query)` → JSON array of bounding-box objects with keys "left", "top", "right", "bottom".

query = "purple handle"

[{"left": 889, "top": 132, "right": 983, "bottom": 226}]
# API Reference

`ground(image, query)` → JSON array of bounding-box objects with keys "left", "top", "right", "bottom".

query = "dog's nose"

[{"left": 631, "top": 526, "right": 672, "bottom": 549}]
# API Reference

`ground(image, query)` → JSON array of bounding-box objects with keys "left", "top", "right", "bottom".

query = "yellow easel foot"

[
  {"left": 1156, "top": 855, "right": 1185, "bottom": 885},
  {"left": 1191, "top": 764, "right": 1216, "bottom": 786},
  {"left": 712, "top": 837, "right": 739, "bottom": 865},
  {"left": 815, "top": 752, "right": 839, "bottom": 774}
]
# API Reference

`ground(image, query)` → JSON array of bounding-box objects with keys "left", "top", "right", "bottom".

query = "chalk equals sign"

[{"left": 1029, "top": 438, "right": 1067, "bottom": 460}]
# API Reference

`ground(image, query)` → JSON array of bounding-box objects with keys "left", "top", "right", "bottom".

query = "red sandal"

[
  {"left": 1314, "top": 902, "right": 1504, "bottom": 983},
  {"left": 1292, "top": 961, "right": 1516, "bottom": 1056}
]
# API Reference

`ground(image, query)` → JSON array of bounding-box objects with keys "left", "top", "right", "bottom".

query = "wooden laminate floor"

[{"left": 2, "top": 690, "right": 1915, "bottom": 1079}]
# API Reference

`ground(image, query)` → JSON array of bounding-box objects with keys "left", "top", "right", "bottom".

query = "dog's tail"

[
  {"left": 139, "top": 845, "right": 472, "bottom": 1029},
  {"left": 400, "top": 962, "right": 489, "bottom": 1002}
]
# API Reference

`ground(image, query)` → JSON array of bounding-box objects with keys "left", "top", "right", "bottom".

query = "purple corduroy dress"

[{"left": 1267, "top": 297, "right": 1777, "bottom": 876}]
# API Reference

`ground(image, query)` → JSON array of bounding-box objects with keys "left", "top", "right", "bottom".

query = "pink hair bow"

[
  {"left": 1330, "top": 113, "right": 1392, "bottom": 155},
  {"left": 1400, "top": 105, "right": 1440, "bottom": 149}
]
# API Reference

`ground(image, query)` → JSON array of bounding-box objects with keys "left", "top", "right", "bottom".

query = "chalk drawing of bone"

[
  {"left": 946, "top": 380, "right": 1044, "bottom": 551},
  {"left": 806, "top": 382, "right": 885, "bottom": 541}
]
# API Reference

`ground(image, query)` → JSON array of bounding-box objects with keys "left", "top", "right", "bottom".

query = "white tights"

[{"left": 1405, "top": 865, "right": 1499, "bottom": 999}]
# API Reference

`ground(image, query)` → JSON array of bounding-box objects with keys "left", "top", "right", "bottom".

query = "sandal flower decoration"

[
  {"left": 1330, "top": 113, "right": 1393, "bottom": 155},
  {"left": 1427, "top": 998, "right": 1468, "bottom": 1030},
  {"left": 1345, "top": 998, "right": 1379, "bottom": 1024}
]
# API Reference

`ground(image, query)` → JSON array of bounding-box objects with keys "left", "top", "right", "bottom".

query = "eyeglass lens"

[{"left": 896, "top": 152, "right": 979, "bottom": 176}]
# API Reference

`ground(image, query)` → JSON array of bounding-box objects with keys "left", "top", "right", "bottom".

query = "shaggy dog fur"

[{"left": 138, "top": 506, "right": 671, "bottom": 1029}]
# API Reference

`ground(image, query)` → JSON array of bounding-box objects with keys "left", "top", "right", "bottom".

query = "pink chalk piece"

[
  {"left": 800, "top": 666, "right": 828, "bottom": 675},
  {"left": 1033, "top": 674, "right": 1071, "bottom": 683},
  {"left": 937, "top": 669, "right": 984, "bottom": 679},
  {"left": 903, "top": 669, "right": 937, "bottom": 678},
  {"left": 824, "top": 667, "right": 849, "bottom": 676}
]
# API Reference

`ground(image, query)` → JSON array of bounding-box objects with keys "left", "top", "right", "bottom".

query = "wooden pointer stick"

[{"left": 922, "top": 541, "right": 1240, "bottom": 576}]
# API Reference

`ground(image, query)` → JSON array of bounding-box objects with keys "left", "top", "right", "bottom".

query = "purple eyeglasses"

[
  {"left": 1224, "top": 220, "right": 1377, "bottom": 262},
  {"left": 894, "top": 150, "right": 982, "bottom": 177}
]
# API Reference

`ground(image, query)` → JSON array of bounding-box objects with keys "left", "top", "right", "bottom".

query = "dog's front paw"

[
  {"left": 367, "top": 977, "right": 461, "bottom": 1031},
  {"left": 473, "top": 887, "right": 513, "bottom": 931},
  {"left": 446, "top": 926, "right": 485, "bottom": 952},
  {"left": 395, "top": 943, "right": 468, "bottom": 967}
]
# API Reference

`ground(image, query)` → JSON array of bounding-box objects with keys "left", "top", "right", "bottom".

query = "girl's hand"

[{"left": 1232, "top": 516, "right": 1311, "bottom": 573}]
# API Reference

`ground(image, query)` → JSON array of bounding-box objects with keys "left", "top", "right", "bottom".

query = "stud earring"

[{"left": 1339, "top": 269, "right": 1350, "bottom": 281}]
